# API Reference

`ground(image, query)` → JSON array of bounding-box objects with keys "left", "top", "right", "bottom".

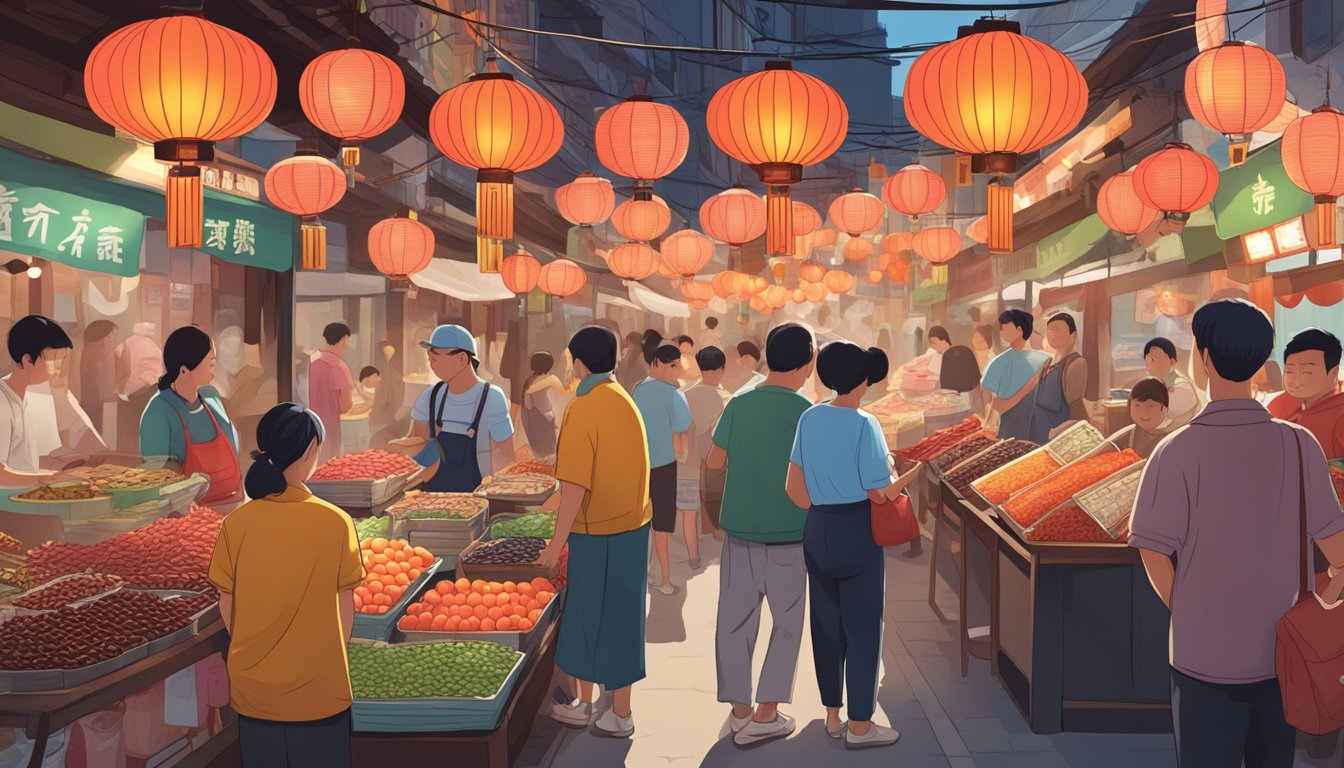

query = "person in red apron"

[{"left": 139, "top": 326, "right": 242, "bottom": 508}]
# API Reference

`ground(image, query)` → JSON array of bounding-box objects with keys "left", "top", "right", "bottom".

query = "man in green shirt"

[{"left": 705, "top": 323, "right": 814, "bottom": 747}]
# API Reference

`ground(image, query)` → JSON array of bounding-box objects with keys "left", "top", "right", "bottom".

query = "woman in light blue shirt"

[
  {"left": 786, "top": 341, "right": 914, "bottom": 750},
  {"left": 631, "top": 330, "right": 691, "bottom": 597}
]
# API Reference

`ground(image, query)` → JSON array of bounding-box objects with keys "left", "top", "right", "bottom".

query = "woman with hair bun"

[
  {"left": 139, "top": 326, "right": 241, "bottom": 508},
  {"left": 209, "top": 403, "right": 362, "bottom": 766},
  {"left": 632, "top": 329, "right": 692, "bottom": 596},
  {"left": 786, "top": 341, "right": 916, "bottom": 750}
]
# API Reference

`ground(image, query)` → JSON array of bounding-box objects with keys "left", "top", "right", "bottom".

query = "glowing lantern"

[
  {"left": 595, "top": 96, "right": 689, "bottom": 195},
  {"left": 793, "top": 202, "right": 822, "bottom": 235},
  {"left": 500, "top": 251, "right": 541, "bottom": 295},
  {"left": 866, "top": 270, "right": 883, "bottom": 284},
  {"left": 905, "top": 19, "right": 1087, "bottom": 255},
  {"left": 1195, "top": 0, "right": 1227, "bottom": 52},
  {"left": 823, "top": 269, "right": 855, "bottom": 295},
  {"left": 1185, "top": 42, "right": 1286, "bottom": 164},
  {"left": 828, "top": 189, "right": 885, "bottom": 236},
  {"left": 813, "top": 227, "right": 838, "bottom": 249},
  {"left": 555, "top": 172, "right": 615, "bottom": 226},
  {"left": 764, "top": 285, "right": 789, "bottom": 308},
  {"left": 913, "top": 227, "right": 962, "bottom": 264},
  {"left": 657, "top": 256, "right": 679, "bottom": 280},
  {"left": 538, "top": 259, "right": 587, "bottom": 297},
  {"left": 799, "top": 260, "right": 827, "bottom": 283},
  {"left": 750, "top": 295, "right": 770, "bottom": 313},
  {"left": 707, "top": 61, "right": 848, "bottom": 255},
  {"left": 1133, "top": 143, "right": 1219, "bottom": 229},
  {"left": 681, "top": 279, "right": 715, "bottom": 303},
  {"left": 264, "top": 147, "right": 345, "bottom": 271},
  {"left": 740, "top": 275, "right": 768, "bottom": 299},
  {"left": 883, "top": 164, "right": 946, "bottom": 219},
  {"left": 881, "top": 232, "right": 912, "bottom": 254},
  {"left": 369, "top": 216, "right": 434, "bottom": 290},
  {"left": 700, "top": 187, "right": 767, "bottom": 258},
  {"left": 1281, "top": 105, "right": 1344, "bottom": 246},
  {"left": 85, "top": 15, "right": 277, "bottom": 248},
  {"left": 607, "top": 242, "right": 659, "bottom": 280},
  {"left": 612, "top": 197, "right": 672, "bottom": 242},
  {"left": 299, "top": 48, "right": 404, "bottom": 172},
  {"left": 689, "top": 299, "right": 710, "bottom": 311},
  {"left": 843, "top": 237, "right": 875, "bottom": 262},
  {"left": 662, "top": 229, "right": 715, "bottom": 278},
  {"left": 1098, "top": 171, "right": 1162, "bottom": 236},
  {"left": 887, "top": 259, "right": 911, "bottom": 284},
  {"left": 793, "top": 288, "right": 807, "bottom": 304},
  {"left": 1263, "top": 101, "right": 1307, "bottom": 134},
  {"left": 430, "top": 66, "right": 563, "bottom": 264},
  {"left": 804, "top": 282, "right": 829, "bottom": 303},
  {"left": 711, "top": 271, "right": 741, "bottom": 299}
]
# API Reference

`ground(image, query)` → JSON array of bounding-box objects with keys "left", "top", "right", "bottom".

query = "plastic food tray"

[
  {"left": 350, "top": 645, "right": 527, "bottom": 733},
  {"left": 0, "top": 642, "right": 150, "bottom": 693},
  {"left": 996, "top": 442, "right": 1124, "bottom": 536},
  {"left": 396, "top": 589, "right": 561, "bottom": 652},
  {"left": 352, "top": 558, "right": 444, "bottom": 642},
  {"left": 126, "top": 589, "right": 221, "bottom": 637},
  {"left": 5, "top": 573, "right": 125, "bottom": 611},
  {"left": 968, "top": 446, "right": 1062, "bottom": 509},
  {"left": 1014, "top": 499, "right": 1130, "bottom": 549}
]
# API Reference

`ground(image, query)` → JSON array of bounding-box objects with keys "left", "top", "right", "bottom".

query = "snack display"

[
  {"left": 944, "top": 440, "right": 1037, "bottom": 498},
  {"left": 0, "top": 531, "right": 21, "bottom": 555},
  {"left": 461, "top": 537, "right": 547, "bottom": 566},
  {"left": 396, "top": 494, "right": 488, "bottom": 520},
  {"left": 355, "top": 538, "right": 437, "bottom": 615},
  {"left": 312, "top": 450, "right": 420, "bottom": 482},
  {"left": 1074, "top": 463, "right": 1146, "bottom": 536},
  {"left": 356, "top": 515, "right": 391, "bottom": 542},
  {"left": 15, "top": 483, "right": 106, "bottom": 501},
  {"left": 1044, "top": 422, "right": 1105, "bottom": 463},
  {"left": 12, "top": 573, "right": 123, "bottom": 611},
  {"left": 931, "top": 435, "right": 998, "bottom": 473},
  {"left": 0, "top": 589, "right": 217, "bottom": 670},
  {"left": 26, "top": 505, "right": 223, "bottom": 590},
  {"left": 498, "top": 461, "right": 556, "bottom": 477},
  {"left": 348, "top": 640, "right": 522, "bottom": 699},
  {"left": 490, "top": 512, "right": 556, "bottom": 540},
  {"left": 973, "top": 451, "right": 1062, "bottom": 505},
  {"left": 474, "top": 473, "right": 556, "bottom": 501},
  {"left": 396, "top": 577, "right": 557, "bottom": 633},
  {"left": 895, "top": 417, "right": 982, "bottom": 462},
  {"left": 1001, "top": 449, "right": 1142, "bottom": 528},
  {"left": 96, "top": 468, "right": 184, "bottom": 489},
  {"left": 1025, "top": 504, "right": 1121, "bottom": 543}
]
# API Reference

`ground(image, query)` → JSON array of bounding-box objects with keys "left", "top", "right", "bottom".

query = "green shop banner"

[
  {"left": 1035, "top": 214, "right": 1110, "bottom": 280},
  {"left": 1211, "top": 143, "right": 1313, "bottom": 240},
  {"left": 911, "top": 281, "right": 948, "bottom": 305},
  {"left": 0, "top": 181, "right": 142, "bottom": 276}
]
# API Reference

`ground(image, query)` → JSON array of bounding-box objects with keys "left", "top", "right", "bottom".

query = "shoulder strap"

[
  {"left": 428, "top": 382, "right": 445, "bottom": 438},
  {"left": 1294, "top": 430, "right": 1311, "bottom": 600},
  {"left": 466, "top": 384, "right": 490, "bottom": 438}
]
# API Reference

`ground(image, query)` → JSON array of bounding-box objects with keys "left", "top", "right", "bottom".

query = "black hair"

[
  {"left": 1191, "top": 299, "right": 1274, "bottom": 383},
  {"left": 84, "top": 320, "right": 118, "bottom": 344},
  {"left": 1048, "top": 312, "right": 1077, "bottom": 335},
  {"left": 939, "top": 346, "right": 982, "bottom": 393},
  {"left": 737, "top": 341, "right": 761, "bottom": 361},
  {"left": 1285, "top": 328, "right": 1343, "bottom": 371},
  {"left": 998, "top": 309, "right": 1034, "bottom": 339},
  {"left": 568, "top": 326, "right": 618, "bottom": 374},
  {"left": 642, "top": 330, "right": 681, "bottom": 365},
  {"left": 816, "top": 341, "right": 888, "bottom": 395},
  {"left": 928, "top": 325, "right": 951, "bottom": 344},
  {"left": 676, "top": 335, "right": 694, "bottom": 347},
  {"left": 359, "top": 366, "right": 380, "bottom": 381},
  {"left": 323, "top": 322, "right": 351, "bottom": 346},
  {"left": 705, "top": 317, "right": 719, "bottom": 330},
  {"left": 8, "top": 315, "right": 72, "bottom": 367},
  {"left": 157, "top": 326, "right": 213, "bottom": 391},
  {"left": 1130, "top": 377, "right": 1170, "bottom": 408},
  {"left": 696, "top": 346, "right": 727, "bottom": 372},
  {"left": 245, "top": 403, "right": 325, "bottom": 499},
  {"left": 765, "top": 323, "right": 815, "bottom": 372},
  {"left": 1143, "top": 337, "right": 1177, "bottom": 361},
  {"left": 530, "top": 351, "right": 555, "bottom": 376}
]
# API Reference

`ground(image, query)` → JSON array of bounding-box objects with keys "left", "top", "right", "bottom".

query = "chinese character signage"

[
  {"left": 195, "top": 192, "right": 292, "bottom": 271},
  {"left": 0, "top": 181, "right": 141, "bottom": 276},
  {"left": 1211, "top": 144, "right": 1313, "bottom": 240}
]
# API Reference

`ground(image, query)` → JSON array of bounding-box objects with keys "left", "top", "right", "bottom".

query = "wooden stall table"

[{"left": 929, "top": 482, "right": 998, "bottom": 675}]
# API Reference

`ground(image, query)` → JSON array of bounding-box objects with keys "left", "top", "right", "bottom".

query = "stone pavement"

[{"left": 515, "top": 532, "right": 1334, "bottom": 768}]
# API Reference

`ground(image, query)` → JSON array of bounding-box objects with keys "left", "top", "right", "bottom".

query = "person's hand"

[
  {"left": 536, "top": 539, "right": 564, "bottom": 569},
  {"left": 387, "top": 437, "right": 427, "bottom": 456}
]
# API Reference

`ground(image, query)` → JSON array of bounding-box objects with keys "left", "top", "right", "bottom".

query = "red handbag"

[
  {"left": 871, "top": 492, "right": 920, "bottom": 547},
  {"left": 1275, "top": 434, "right": 1344, "bottom": 735}
]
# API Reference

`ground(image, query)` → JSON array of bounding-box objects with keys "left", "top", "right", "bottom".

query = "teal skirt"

[{"left": 556, "top": 524, "right": 650, "bottom": 689}]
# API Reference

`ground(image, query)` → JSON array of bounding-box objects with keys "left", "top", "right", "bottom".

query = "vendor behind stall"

[
  {"left": 0, "top": 316, "right": 88, "bottom": 485},
  {"left": 981, "top": 310, "right": 1049, "bottom": 440},
  {"left": 1107, "top": 377, "right": 1170, "bottom": 459},
  {"left": 1028, "top": 313, "right": 1088, "bottom": 443},
  {"left": 139, "top": 326, "right": 241, "bottom": 508},
  {"left": 1266, "top": 329, "right": 1344, "bottom": 457},
  {"left": 1143, "top": 337, "right": 1202, "bottom": 429}
]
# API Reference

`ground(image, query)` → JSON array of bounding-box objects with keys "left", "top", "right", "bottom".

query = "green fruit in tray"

[
  {"left": 489, "top": 512, "right": 556, "bottom": 539},
  {"left": 348, "top": 640, "right": 521, "bottom": 699},
  {"left": 355, "top": 516, "right": 390, "bottom": 542}
]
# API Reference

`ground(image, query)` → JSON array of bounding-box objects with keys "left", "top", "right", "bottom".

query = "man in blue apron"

[
  {"left": 391, "top": 325, "right": 515, "bottom": 492},
  {"left": 981, "top": 310, "right": 1050, "bottom": 441},
  {"left": 1027, "top": 313, "right": 1088, "bottom": 444}
]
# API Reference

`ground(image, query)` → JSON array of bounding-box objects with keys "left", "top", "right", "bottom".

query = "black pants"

[
  {"left": 1171, "top": 669, "right": 1295, "bottom": 768},
  {"left": 239, "top": 709, "right": 352, "bottom": 768}
]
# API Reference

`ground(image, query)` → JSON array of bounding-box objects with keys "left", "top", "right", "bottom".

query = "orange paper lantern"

[
  {"left": 707, "top": 61, "right": 848, "bottom": 255},
  {"left": 369, "top": 216, "right": 434, "bottom": 289},
  {"left": 500, "top": 251, "right": 542, "bottom": 295},
  {"left": 711, "top": 271, "right": 741, "bottom": 299},
  {"left": 1262, "top": 100, "right": 1306, "bottom": 134},
  {"left": 688, "top": 299, "right": 711, "bottom": 311},
  {"left": 828, "top": 189, "right": 885, "bottom": 236},
  {"left": 700, "top": 187, "right": 767, "bottom": 247},
  {"left": 1133, "top": 143, "right": 1219, "bottom": 226},
  {"left": 793, "top": 202, "right": 822, "bottom": 236},
  {"left": 799, "top": 260, "right": 827, "bottom": 283},
  {"left": 538, "top": 259, "right": 587, "bottom": 297},
  {"left": 843, "top": 237, "right": 875, "bottom": 262},
  {"left": 1195, "top": 0, "right": 1227, "bottom": 52},
  {"left": 595, "top": 96, "right": 689, "bottom": 189},
  {"left": 85, "top": 15, "right": 277, "bottom": 248},
  {"left": 793, "top": 288, "right": 808, "bottom": 304},
  {"left": 813, "top": 227, "right": 838, "bottom": 249},
  {"left": 1185, "top": 41, "right": 1286, "bottom": 161},
  {"left": 662, "top": 229, "right": 715, "bottom": 278},
  {"left": 823, "top": 269, "right": 855, "bottom": 295},
  {"left": 887, "top": 259, "right": 911, "bottom": 284},
  {"left": 264, "top": 149, "right": 346, "bottom": 270},
  {"left": 607, "top": 242, "right": 659, "bottom": 280},
  {"left": 681, "top": 279, "right": 716, "bottom": 303},
  {"left": 804, "top": 282, "right": 829, "bottom": 303},
  {"left": 881, "top": 232, "right": 913, "bottom": 254},
  {"left": 883, "top": 164, "right": 946, "bottom": 218},
  {"left": 300, "top": 48, "right": 405, "bottom": 169},
  {"left": 555, "top": 172, "right": 615, "bottom": 227},
  {"left": 611, "top": 197, "right": 672, "bottom": 242},
  {"left": 913, "top": 227, "right": 962, "bottom": 265},
  {"left": 764, "top": 285, "right": 789, "bottom": 308},
  {"left": 866, "top": 270, "right": 883, "bottom": 284},
  {"left": 965, "top": 216, "right": 989, "bottom": 244},
  {"left": 1282, "top": 105, "right": 1344, "bottom": 246},
  {"left": 1098, "top": 171, "right": 1162, "bottom": 236}
]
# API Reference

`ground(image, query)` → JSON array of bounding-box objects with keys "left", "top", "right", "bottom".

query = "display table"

[
  {"left": 936, "top": 486, "right": 1172, "bottom": 734},
  {"left": 351, "top": 621, "right": 559, "bottom": 768}
]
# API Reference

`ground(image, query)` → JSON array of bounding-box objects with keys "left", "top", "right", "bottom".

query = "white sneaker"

[
  {"left": 733, "top": 713, "right": 796, "bottom": 747},
  {"left": 549, "top": 699, "right": 593, "bottom": 728},
  {"left": 845, "top": 723, "right": 901, "bottom": 749},
  {"left": 726, "top": 709, "right": 753, "bottom": 734},
  {"left": 827, "top": 722, "right": 846, "bottom": 740},
  {"left": 591, "top": 709, "right": 635, "bottom": 739},
  {"left": 655, "top": 583, "right": 680, "bottom": 596}
]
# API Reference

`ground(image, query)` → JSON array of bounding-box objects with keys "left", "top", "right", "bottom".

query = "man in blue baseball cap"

[{"left": 388, "top": 324, "right": 515, "bottom": 492}]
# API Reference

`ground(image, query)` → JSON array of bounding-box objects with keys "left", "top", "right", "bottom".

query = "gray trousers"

[{"left": 715, "top": 535, "right": 807, "bottom": 705}]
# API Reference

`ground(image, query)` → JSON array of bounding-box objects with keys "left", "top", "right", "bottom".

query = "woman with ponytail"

[
  {"left": 139, "top": 326, "right": 242, "bottom": 508},
  {"left": 785, "top": 342, "right": 915, "bottom": 749},
  {"left": 631, "top": 330, "right": 693, "bottom": 596},
  {"left": 208, "top": 403, "right": 362, "bottom": 767}
]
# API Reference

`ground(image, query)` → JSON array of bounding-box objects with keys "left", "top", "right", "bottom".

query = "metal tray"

[
  {"left": 4, "top": 573, "right": 125, "bottom": 611},
  {"left": 0, "top": 642, "right": 150, "bottom": 693},
  {"left": 396, "top": 590, "right": 560, "bottom": 651},
  {"left": 1074, "top": 461, "right": 1147, "bottom": 537},
  {"left": 350, "top": 644, "right": 527, "bottom": 733},
  {"left": 352, "top": 558, "right": 444, "bottom": 641},
  {"left": 969, "top": 446, "right": 1064, "bottom": 506}
]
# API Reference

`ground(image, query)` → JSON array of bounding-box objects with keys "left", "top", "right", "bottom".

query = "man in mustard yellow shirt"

[
  {"left": 209, "top": 403, "right": 364, "bottom": 767},
  {"left": 539, "top": 325, "right": 652, "bottom": 739}
]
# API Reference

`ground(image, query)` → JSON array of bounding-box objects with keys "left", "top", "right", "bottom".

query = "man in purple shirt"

[
  {"left": 1130, "top": 299, "right": 1344, "bottom": 768},
  {"left": 308, "top": 322, "right": 355, "bottom": 464}
]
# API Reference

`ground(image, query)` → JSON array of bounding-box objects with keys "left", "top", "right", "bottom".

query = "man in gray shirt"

[{"left": 1130, "top": 299, "right": 1344, "bottom": 768}]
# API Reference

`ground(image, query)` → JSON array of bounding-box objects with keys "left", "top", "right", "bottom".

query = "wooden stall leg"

[
  {"left": 1030, "top": 564, "right": 1065, "bottom": 733},
  {"left": 958, "top": 519, "right": 970, "bottom": 678},
  {"left": 487, "top": 727, "right": 510, "bottom": 768},
  {"left": 24, "top": 714, "right": 50, "bottom": 768},
  {"left": 927, "top": 506, "right": 944, "bottom": 614}
]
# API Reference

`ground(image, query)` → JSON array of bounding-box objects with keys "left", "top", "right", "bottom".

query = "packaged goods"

[
  {"left": 1001, "top": 449, "right": 1142, "bottom": 528},
  {"left": 931, "top": 435, "right": 998, "bottom": 473},
  {"left": 348, "top": 640, "right": 522, "bottom": 699},
  {"left": 1330, "top": 466, "right": 1344, "bottom": 505},
  {"left": 396, "top": 577, "right": 557, "bottom": 633},
  {"left": 944, "top": 440, "right": 1036, "bottom": 498},
  {"left": 312, "top": 450, "right": 419, "bottom": 482},
  {"left": 489, "top": 512, "right": 556, "bottom": 539},
  {"left": 973, "top": 452, "right": 1062, "bottom": 505},
  {"left": 895, "top": 417, "right": 983, "bottom": 462},
  {"left": 354, "top": 538, "right": 436, "bottom": 615}
]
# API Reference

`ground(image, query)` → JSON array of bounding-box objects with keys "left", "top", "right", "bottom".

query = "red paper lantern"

[
  {"left": 843, "top": 237, "right": 875, "bottom": 262},
  {"left": 700, "top": 187, "right": 767, "bottom": 247},
  {"left": 913, "top": 227, "right": 962, "bottom": 265},
  {"left": 300, "top": 48, "right": 405, "bottom": 169},
  {"left": 1133, "top": 143, "right": 1219, "bottom": 226},
  {"left": 887, "top": 259, "right": 911, "bottom": 284},
  {"left": 611, "top": 197, "right": 672, "bottom": 242},
  {"left": 823, "top": 269, "right": 855, "bottom": 295},
  {"left": 264, "top": 150, "right": 346, "bottom": 270},
  {"left": 1098, "top": 171, "right": 1162, "bottom": 235},
  {"left": 828, "top": 189, "right": 885, "bottom": 236},
  {"left": 607, "top": 242, "right": 659, "bottom": 280},
  {"left": 793, "top": 202, "right": 822, "bottom": 236},
  {"left": 1185, "top": 41, "right": 1286, "bottom": 160},
  {"left": 595, "top": 96, "right": 689, "bottom": 189},
  {"left": 711, "top": 271, "right": 741, "bottom": 299},
  {"left": 1196, "top": 0, "right": 1227, "bottom": 52},
  {"left": 538, "top": 259, "right": 587, "bottom": 297},
  {"left": 555, "top": 172, "right": 615, "bottom": 227},
  {"left": 681, "top": 279, "right": 715, "bottom": 303},
  {"left": 1281, "top": 105, "right": 1344, "bottom": 246},
  {"left": 500, "top": 251, "right": 542, "bottom": 294},
  {"left": 662, "top": 229, "right": 715, "bottom": 278},
  {"left": 369, "top": 216, "right": 434, "bottom": 289},
  {"left": 799, "top": 260, "right": 827, "bottom": 283},
  {"left": 883, "top": 164, "right": 946, "bottom": 218},
  {"left": 881, "top": 232, "right": 913, "bottom": 254}
]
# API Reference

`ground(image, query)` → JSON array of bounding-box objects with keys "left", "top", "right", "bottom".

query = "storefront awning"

[
  {"left": 296, "top": 271, "right": 387, "bottom": 297},
  {"left": 410, "top": 258, "right": 515, "bottom": 302},
  {"left": 626, "top": 281, "right": 690, "bottom": 318},
  {"left": 1212, "top": 143, "right": 1313, "bottom": 240},
  {"left": 1035, "top": 214, "right": 1110, "bottom": 281},
  {"left": 597, "top": 291, "right": 641, "bottom": 311}
]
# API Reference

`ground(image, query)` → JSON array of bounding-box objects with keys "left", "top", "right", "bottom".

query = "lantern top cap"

[
  {"left": 764, "top": 61, "right": 793, "bottom": 71},
  {"left": 957, "top": 18, "right": 1021, "bottom": 38},
  {"left": 468, "top": 70, "right": 515, "bottom": 82},
  {"left": 1313, "top": 104, "right": 1341, "bottom": 115},
  {"left": 626, "top": 94, "right": 654, "bottom": 102},
  {"left": 294, "top": 138, "right": 321, "bottom": 157},
  {"left": 1163, "top": 142, "right": 1195, "bottom": 151}
]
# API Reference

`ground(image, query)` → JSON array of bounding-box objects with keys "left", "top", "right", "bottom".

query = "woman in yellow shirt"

[{"left": 208, "top": 403, "right": 364, "bottom": 767}]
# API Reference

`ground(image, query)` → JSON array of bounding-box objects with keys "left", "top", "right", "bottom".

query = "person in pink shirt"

[{"left": 308, "top": 323, "right": 354, "bottom": 463}]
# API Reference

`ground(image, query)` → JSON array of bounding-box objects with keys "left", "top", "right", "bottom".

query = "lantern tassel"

[
  {"left": 766, "top": 185, "right": 793, "bottom": 256},
  {"left": 478, "top": 236, "right": 503, "bottom": 274},
  {"left": 166, "top": 165, "right": 203, "bottom": 249},
  {"left": 477, "top": 170, "right": 514, "bottom": 241},
  {"left": 342, "top": 145, "right": 360, "bottom": 169},
  {"left": 1317, "top": 198, "right": 1338, "bottom": 247},
  {"left": 301, "top": 217, "right": 326, "bottom": 271},
  {"left": 987, "top": 178, "right": 1014, "bottom": 253}
]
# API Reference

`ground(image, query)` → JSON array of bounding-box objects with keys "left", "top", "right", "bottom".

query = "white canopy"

[
  {"left": 411, "top": 259, "right": 515, "bottom": 302},
  {"left": 626, "top": 281, "right": 690, "bottom": 318},
  {"left": 296, "top": 271, "right": 387, "bottom": 297}
]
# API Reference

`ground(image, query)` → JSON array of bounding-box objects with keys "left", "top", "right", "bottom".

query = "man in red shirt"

[{"left": 1268, "top": 328, "right": 1344, "bottom": 457}]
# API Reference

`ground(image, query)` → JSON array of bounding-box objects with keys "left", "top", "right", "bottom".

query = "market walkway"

[{"left": 514, "top": 533, "right": 1205, "bottom": 768}]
